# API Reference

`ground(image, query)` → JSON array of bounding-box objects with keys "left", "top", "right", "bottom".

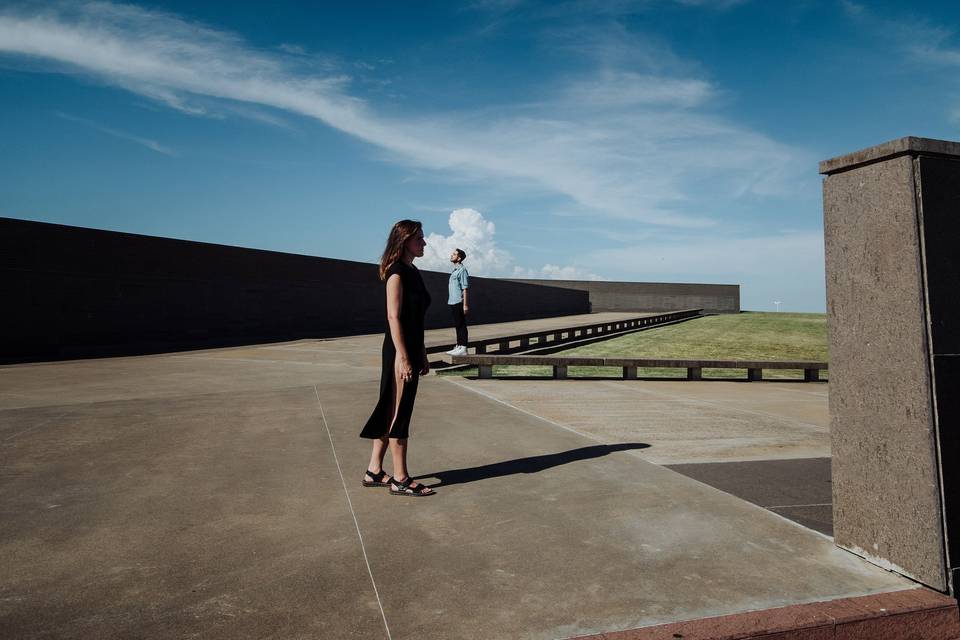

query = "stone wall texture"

[
  {"left": 0, "top": 218, "right": 589, "bottom": 362},
  {"left": 505, "top": 279, "right": 739, "bottom": 313},
  {"left": 821, "top": 137, "right": 960, "bottom": 593}
]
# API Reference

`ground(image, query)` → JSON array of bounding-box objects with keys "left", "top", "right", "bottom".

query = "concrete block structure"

[
  {"left": 821, "top": 137, "right": 960, "bottom": 593},
  {"left": 507, "top": 278, "right": 740, "bottom": 313}
]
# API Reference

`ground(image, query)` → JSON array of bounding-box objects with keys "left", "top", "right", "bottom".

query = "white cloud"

[
  {"left": 585, "top": 231, "right": 824, "bottom": 280},
  {"left": 55, "top": 111, "right": 176, "bottom": 155},
  {"left": 843, "top": 2, "right": 960, "bottom": 68},
  {"left": 673, "top": 0, "right": 748, "bottom": 8},
  {"left": 561, "top": 70, "right": 714, "bottom": 108},
  {"left": 512, "top": 263, "right": 604, "bottom": 280},
  {"left": 0, "top": 2, "right": 812, "bottom": 227},
  {"left": 278, "top": 43, "right": 306, "bottom": 56},
  {"left": 419, "top": 208, "right": 602, "bottom": 280}
]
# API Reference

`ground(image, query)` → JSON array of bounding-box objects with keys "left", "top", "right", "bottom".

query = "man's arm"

[{"left": 462, "top": 287, "right": 469, "bottom": 314}]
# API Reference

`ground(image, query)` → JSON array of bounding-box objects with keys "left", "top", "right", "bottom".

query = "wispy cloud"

[
  {"left": 0, "top": 1, "right": 807, "bottom": 227},
  {"left": 673, "top": 0, "right": 748, "bottom": 9},
  {"left": 842, "top": 1, "right": 960, "bottom": 67},
  {"left": 471, "top": 0, "right": 750, "bottom": 22},
  {"left": 54, "top": 111, "right": 176, "bottom": 155},
  {"left": 841, "top": 2, "right": 960, "bottom": 125},
  {"left": 585, "top": 231, "right": 823, "bottom": 279}
]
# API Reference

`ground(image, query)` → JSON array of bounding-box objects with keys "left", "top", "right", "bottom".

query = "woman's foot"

[
  {"left": 390, "top": 476, "right": 434, "bottom": 497},
  {"left": 362, "top": 469, "right": 393, "bottom": 487}
]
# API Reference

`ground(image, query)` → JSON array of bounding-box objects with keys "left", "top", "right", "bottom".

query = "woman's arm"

[{"left": 386, "top": 274, "right": 413, "bottom": 380}]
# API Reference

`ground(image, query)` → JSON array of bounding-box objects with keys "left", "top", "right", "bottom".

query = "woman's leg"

[
  {"left": 385, "top": 353, "right": 409, "bottom": 477},
  {"left": 366, "top": 436, "right": 389, "bottom": 474},
  {"left": 388, "top": 437, "right": 432, "bottom": 494},
  {"left": 386, "top": 355, "right": 433, "bottom": 494},
  {"left": 389, "top": 437, "right": 408, "bottom": 479},
  {"left": 362, "top": 353, "right": 405, "bottom": 482}
]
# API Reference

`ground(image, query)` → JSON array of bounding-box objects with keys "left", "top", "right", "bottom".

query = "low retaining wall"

[
  {"left": 506, "top": 279, "right": 740, "bottom": 313},
  {"left": 0, "top": 218, "right": 588, "bottom": 362}
]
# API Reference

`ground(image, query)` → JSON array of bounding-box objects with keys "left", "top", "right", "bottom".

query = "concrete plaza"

[{"left": 0, "top": 313, "right": 919, "bottom": 639}]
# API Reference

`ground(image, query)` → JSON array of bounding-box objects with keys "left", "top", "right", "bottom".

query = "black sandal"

[
  {"left": 390, "top": 476, "right": 434, "bottom": 497},
  {"left": 362, "top": 470, "right": 392, "bottom": 488}
]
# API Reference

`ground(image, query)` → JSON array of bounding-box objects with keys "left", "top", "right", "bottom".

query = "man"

[{"left": 445, "top": 248, "right": 470, "bottom": 357}]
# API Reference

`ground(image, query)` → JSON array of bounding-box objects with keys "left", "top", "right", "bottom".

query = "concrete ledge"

[
  {"left": 819, "top": 136, "right": 960, "bottom": 175},
  {"left": 452, "top": 354, "right": 828, "bottom": 381},
  {"left": 427, "top": 309, "right": 704, "bottom": 355},
  {"left": 460, "top": 355, "right": 607, "bottom": 367},
  {"left": 573, "top": 588, "right": 960, "bottom": 640}
]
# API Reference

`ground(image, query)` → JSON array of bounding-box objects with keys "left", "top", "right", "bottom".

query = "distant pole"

[{"left": 773, "top": 300, "right": 782, "bottom": 312}]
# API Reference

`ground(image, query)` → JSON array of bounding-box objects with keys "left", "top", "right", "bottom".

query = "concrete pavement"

[{"left": 0, "top": 316, "right": 919, "bottom": 639}]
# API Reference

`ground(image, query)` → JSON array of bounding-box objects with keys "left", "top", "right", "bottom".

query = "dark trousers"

[{"left": 449, "top": 303, "right": 468, "bottom": 346}]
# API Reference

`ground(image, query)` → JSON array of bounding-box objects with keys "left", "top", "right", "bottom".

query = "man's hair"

[{"left": 455, "top": 248, "right": 466, "bottom": 261}]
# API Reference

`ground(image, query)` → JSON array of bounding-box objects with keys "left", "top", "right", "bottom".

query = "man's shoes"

[{"left": 446, "top": 345, "right": 468, "bottom": 356}]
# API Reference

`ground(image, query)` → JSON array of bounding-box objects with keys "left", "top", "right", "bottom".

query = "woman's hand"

[{"left": 396, "top": 355, "right": 414, "bottom": 383}]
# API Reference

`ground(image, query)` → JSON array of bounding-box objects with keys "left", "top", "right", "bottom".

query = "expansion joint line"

[{"left": 313, "top": 386, "right": 392, "bottom": 640}]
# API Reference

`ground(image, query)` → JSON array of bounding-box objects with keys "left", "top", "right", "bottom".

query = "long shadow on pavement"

[{"left": 418, "top": 443, "right": 650, "bottom": 488}]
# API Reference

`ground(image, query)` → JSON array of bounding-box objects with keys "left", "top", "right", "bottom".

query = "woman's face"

[{"left": 405, "top": 228, "right": 426, "bottom": 258}]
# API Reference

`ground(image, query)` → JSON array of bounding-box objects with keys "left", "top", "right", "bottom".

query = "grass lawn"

[{"left": 438, "top": 311, "right": 828, "bottom": 380}]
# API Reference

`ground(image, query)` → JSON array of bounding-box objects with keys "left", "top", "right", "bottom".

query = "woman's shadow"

[{"left": 416, "top": 443, "right": 650, "bottom": 489}]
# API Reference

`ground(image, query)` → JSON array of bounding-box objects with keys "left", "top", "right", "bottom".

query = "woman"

[{"left": 359, "top": 220, "right": 434, "bottom": 496}]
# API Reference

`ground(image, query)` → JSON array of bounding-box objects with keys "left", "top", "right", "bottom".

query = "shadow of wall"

[{"left": 1, "top": 218, "right": 588, "bottom": 363}]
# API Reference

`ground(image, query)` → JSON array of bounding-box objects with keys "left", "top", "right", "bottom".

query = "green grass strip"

[{"left": 437, "top": 311, "right": 828, "bottom": 380}]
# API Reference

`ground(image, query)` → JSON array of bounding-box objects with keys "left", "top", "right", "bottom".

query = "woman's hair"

[
  {"left": 455, "top": 248, "right": 466, "bottom": 261},
  {"left": 379, "top": 219, "right": 422, "bottom": 281}
]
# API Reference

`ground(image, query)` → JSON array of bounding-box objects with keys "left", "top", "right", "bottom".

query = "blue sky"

[{"left": 2, "top": 0, "right": 960, "bottom": 311}]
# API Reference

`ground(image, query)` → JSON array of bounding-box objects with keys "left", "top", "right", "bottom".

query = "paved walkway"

[{"left": 0, "top": 316, "right": 917, "bottom": 639}]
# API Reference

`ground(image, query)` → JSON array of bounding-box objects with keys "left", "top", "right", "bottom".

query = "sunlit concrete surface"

[
  {"left": 450, "top": 377, "right": 829, "bottom": 465},
  {"left": 0, "top": 316, "right": 916, "bottom": 640}
]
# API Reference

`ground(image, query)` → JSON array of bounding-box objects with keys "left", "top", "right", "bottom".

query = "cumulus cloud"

[
  {"left": 418, "top": 208, "right": 603, "bottom": 280},
  {"left": 421, "top": 208, "right": 513, "bottom": 274},
  {"left": 0, "top": 1, "right": 812, "bottom": 227}
]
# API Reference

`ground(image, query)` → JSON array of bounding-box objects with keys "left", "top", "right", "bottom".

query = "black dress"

[{"left": 360, "top": 261, "right": 431, "bottom": 439}]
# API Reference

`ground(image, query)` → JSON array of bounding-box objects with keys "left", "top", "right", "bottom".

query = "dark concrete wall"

[
  {"left": 1, "top": 218, "right": 588, "bottom": 362},
  {"left": 506, "top": 279, "right": 740, "bottom": 314}
]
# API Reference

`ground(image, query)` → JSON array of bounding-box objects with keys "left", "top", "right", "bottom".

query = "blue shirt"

[{"left": 448, "top": 264, "right": 469, "bottom": 304}]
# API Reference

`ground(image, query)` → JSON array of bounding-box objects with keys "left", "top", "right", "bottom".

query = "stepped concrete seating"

[
  {"left": 451, "top": 354, "right": 828, "bottom": 381},
  {"left": 426, "top": 309, "right": 703, "bottom": 356}
]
